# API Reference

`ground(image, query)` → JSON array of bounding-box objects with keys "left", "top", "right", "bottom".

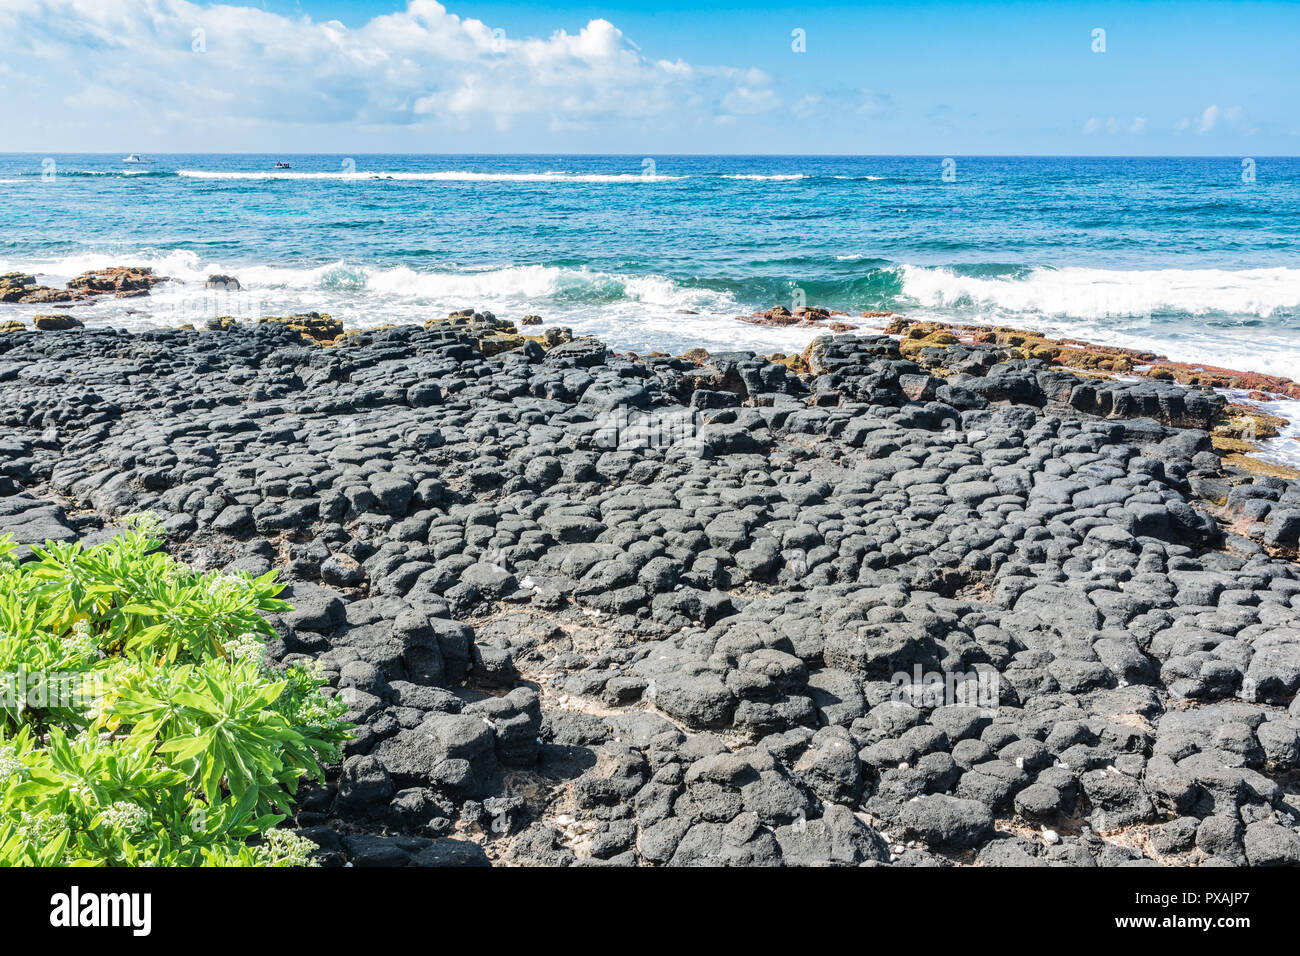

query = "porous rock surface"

[{"left": 2, "top": 321, "right": 1299, "bottom": 867}]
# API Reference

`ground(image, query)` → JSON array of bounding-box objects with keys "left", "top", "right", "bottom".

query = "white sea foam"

[
  {"left": 898, "top": 263, "right": 1300, "bottom": 320},
  {"left": 1220, "top": 391, "right": 1300, "bottom": 469},
  {"left": 0, "top": 252, "right": 820, "bottom": 354},
  {"left": 176, "top": 169, "right": 818, "bottom": 183},
  {"left": 4, "top": 252, "right": 1297, "bottom": 374},
  {"left": 176, "top": 169, "right": 687, "bottom": 183},
  {"left": 891, "top": 263, "right": 1300, "bottom": 378}
]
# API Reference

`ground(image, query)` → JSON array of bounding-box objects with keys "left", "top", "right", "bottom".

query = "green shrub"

[{"left": 0, "top": 517, "right": 351, "bottom": 866}]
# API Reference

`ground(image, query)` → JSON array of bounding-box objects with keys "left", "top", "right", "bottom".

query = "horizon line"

[{"left": 2, "top": 151, "right": 1296, "bottom": 160}]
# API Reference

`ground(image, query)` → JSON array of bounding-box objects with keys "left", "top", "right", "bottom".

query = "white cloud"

[
  {"left": 1176, "top": 104, "right": 1253, "bottom": 135},
  {"left": 858, "top": 89, "right": 891, "bottom": 115},
  {"left": 721, "top": 81, "right": 781, "bottom": 117},
  {"left": 0, "top": 0, "right": 779, "bottom": 142},
  {"left": 1083, "top": 115, "right": 1150, "bottom": 136},
  {"left": 790, "top": 94, "right": 822, "bottom": 119}
]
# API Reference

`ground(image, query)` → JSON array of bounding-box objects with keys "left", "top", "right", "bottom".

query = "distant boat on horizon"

[
  {"left": 274, "top": 161, "right": 291, "bottom": 169},
  {"left": 122, "top": 154, "right": 154, "bottom": 164}
]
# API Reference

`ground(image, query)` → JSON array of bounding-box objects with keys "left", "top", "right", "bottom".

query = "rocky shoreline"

[
  {"left": 3, "top": 313, "right": 1300, "bottom": 867},
  {"left": 7, "top": 267, "right": 1298, "bottom": 475},
  {"left": 0, "top": 266, "right": 168, "bottom": 306}
]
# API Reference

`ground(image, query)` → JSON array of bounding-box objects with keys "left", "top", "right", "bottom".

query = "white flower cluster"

[
  {"left": 0, "top": 745, "right": 26, "bottom": 784},
  {"left": 99, "top": 801, "right": 150, "bottom": 836},
  {"left": 295, "top": 698, "right": 332, "bottom": 727},
  {"left": 21, "top": 811, "right": 65, "bottom": 844},
  {"left": 222, "top": 631, "right": 265, "bottom": 663},
  {"left": 127, "top": 511, "right": 164, "bottom": 537},
  {"left": 62, "top": 619, "right": 97, "bottom": 660},
  {"left": 263, "top": 828, "right": 319, "bottom": 867},
  {"left": 206, "top": 573, "right": 251, "bottom": 601}
]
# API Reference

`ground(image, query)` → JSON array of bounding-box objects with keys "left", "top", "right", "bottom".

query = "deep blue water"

[{"left": 1, "top": 154, "right": 1297, "bottom": 375}]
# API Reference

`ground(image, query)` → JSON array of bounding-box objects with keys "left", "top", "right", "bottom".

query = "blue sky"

[{"left": 1, "top": 0, "right": 1296, "bottom": 153}]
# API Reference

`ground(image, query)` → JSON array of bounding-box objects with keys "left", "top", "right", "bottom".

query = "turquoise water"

[{"left": 1, "top": 154, "right": 1298, "bottom": 374}]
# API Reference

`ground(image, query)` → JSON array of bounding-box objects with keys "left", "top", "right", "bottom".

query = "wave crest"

[
  {"left": 177, "top": 169, "right": 687, "bottom": 183},
  {"left": 898, "top": 264, "right": 1300, "bottom": 319}
]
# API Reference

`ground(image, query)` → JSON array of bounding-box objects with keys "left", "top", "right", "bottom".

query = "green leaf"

[
  {"left": 156, "top": 734, "right": 211, "bottom": 761},
  {"left": 118, "top": 603, "right": 161, "bottom": 616},
  {"left": 0, "top": 521, "right": 352, "bottom": 866},
  {"left": 172, "top": 691, "right": 222, "bottom": 713}
]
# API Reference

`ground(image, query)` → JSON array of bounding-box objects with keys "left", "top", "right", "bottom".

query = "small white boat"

[
  {"left": 274, "top": 162, "right": 292, "bottom": 170},
  {"left": 122, "top": 154, "right": 154, "bottom": 164}
]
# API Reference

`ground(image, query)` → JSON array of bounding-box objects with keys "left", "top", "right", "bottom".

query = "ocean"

[{"left": 1, "top": 153, "right": 1298, "bottom": 376}]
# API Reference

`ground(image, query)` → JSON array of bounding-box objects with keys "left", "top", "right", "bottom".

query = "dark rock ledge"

[{"left": 2, "top": 321, "right": 1299, "bottom": 868}]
